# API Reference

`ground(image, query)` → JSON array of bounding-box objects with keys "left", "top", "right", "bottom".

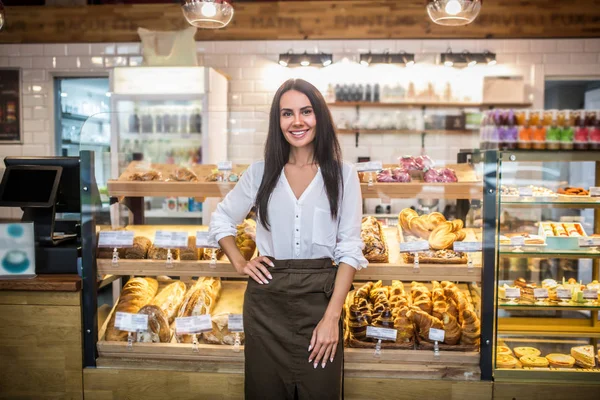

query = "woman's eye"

[
  {"left": 302, "top": 109, "right": 313, "bottom": 115},
  {"left": 282, "top": 111, "right": 292, "bottom": 117}
]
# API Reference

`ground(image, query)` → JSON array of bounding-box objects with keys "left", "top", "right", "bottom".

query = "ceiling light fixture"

[
  {"left": 440, "top": 50, "right": 496, "bottom": 67},
  {"left": 359, "top": 52, "right": 416, "bottom": 67},
  {"left": 278, "top": 52, "right": 333, "bottom": 68},
  {"left": 427, "top": 0, "right": 483, "bottom": 26},
  {"left": 181, "top": 0, "right": 234, "bottom": 29}
]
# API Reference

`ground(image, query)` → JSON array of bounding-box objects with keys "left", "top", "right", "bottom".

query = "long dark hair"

[{"left": 255, "top": 78, "right": 343, "bottom": 230}]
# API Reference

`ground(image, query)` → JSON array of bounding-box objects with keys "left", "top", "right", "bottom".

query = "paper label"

[
  {"left": 583, "top": 289, "right": 598, "bottom": 300},
  {"left": 399, "top": 240, "right": 430, "bottom": 253},
  {"left": 217, "top": 161, "right": 233, "bottom": 171},
  {"left": 578, "top": 237, "right": 600, "bottom": 247},
  {"left": 228, "top": 314, "right": 244, "bottom": 332},
  {"left": 98, "top": 231, "right": 135, "bottom": 248},
  {"left": 356, "top": 161, "right": 383, "bottom": 172},
  {"left": 509, "top": 236, "right": 525, "bottom": 246},
  {"left": 534, "top": 288, "right": 549, "bottom": 299},
  {"left": 518, "top": 187, "right": 533, "bottom": 197},
  {"left": 428, "top": 328, "right": 445, "bottom": 342},
  {"left": 175, "top": 315, "right": 213, "bottom": 334},
  {"left": 453, "top": 241, "right": 482, "bottom": 252},
  {"left": 366, "top": 326, "right": 397, "bottom": 341},
  {"left": 154, "top": 231, "right": 189, "bottom": 248},
  {"left": 556, "top": 288, "right": 571, "bottom": 299},
  {"left": 505, "top": 288, "right": 521, "bottom": 299},
  {"left": 114, "top": 312, "right": 148, "bottom": 332},
  {"left": 589, "top": 187, "right": 600, "bottom": 197},
  {"left": 196, "top": 231, "right": 217, "bottom": 248}
]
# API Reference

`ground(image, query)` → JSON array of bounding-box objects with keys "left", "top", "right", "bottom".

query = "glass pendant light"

[
  {"left": 0, "top": 1, "right": 5, "bottom": 31},
  {"left": 427, "top": 0, "right": 482, "bottom": 26},
  {"left": 181, "top": 0, "right": 234, "bottom": 29}
]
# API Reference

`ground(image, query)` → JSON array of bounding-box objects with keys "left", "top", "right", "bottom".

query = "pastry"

[
  {"left": 424, "top": 212, "right": 446, "bottom": 231},
  {"left": 347, "top": 304, "right": 369, "bottom": 341},
  {"left": 137, "top": 305, "right": 171, "bottom": 343},
  {"left": 393, "top": 306, "right": 414, "bottom": 343},
  {"left": 124, "top": 236, "right": 152, "bottom": 259},
  {"left": 520, "top": 355, "right": 549, "bottom": 368},
  {"left": 168, "top": 167, "right": 198, "bottom": 182},
  {"left": 355, "top": 281, "right": 373, "bottom": 299},
  {"left": 429, "top": 222, "right": 455, "bottom": 250},
  {"left": 235, "top": 219, "right": 257, "bottom": 261},
  {"left": 149, "top": 281, "right": 187, "bottom": 324},
  {"left": 407, "top": 308, "right": 443, "bottom": 343},
  {"left": 129, "top": 170, "right": 162, "bottom": 181},
  {"left": 546, "top": 353, "right": 575, "bottom": 368},
  {"left": 409, "top": 217, "right": 432, "bottom": 240},
  {"left": 354, "top": 297, "right": 373, "bottom": 324},
  {"left": 361, "top": 217, "right": 388, "bottom": 263},
  {"left": 372, "top": 308, "right": 394, "bottom": 330},
  {"left": 105, "top": 277, "right": 159, "bottom": 341},
  {"left": 442, "top": 312, "right": 461, "bottom": 345},
  {"left": 513, "top": 346, "right": 541, "bottom": 358},
  {"left": 460, "top": 309, "right": 480, "bottom": 346},
  {"left": 496, "top": 354, "right": 518, "bottom": 368},
  {"left": 570, "top": 345, "right": 595, "bottom": 368},
  {"left": 399, "top": 208, "right": 418, "bottom": 236},
  {"left": 180, "top": 236, "right": 201, "bottom": 261},
  {"left": 496, "top": 345, "right": 512, "bottom": 356}
]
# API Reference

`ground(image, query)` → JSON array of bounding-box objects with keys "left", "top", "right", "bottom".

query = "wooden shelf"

[
  {"left": 107, "top": 180, "right": 235, "bottom": 198},
  {"left": 337, "top": 129, "right": 477, "bottom": 135},
  {"left": 328, "top": 101, "right": 532, "bottom": 109},
  {"left": 361, "top": 181, "right": 482, "bottom": 200}
]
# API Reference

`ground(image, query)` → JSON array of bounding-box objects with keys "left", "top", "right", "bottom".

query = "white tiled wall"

[{"left": 0, "top": 38, "right": 599, "bottom": 218}]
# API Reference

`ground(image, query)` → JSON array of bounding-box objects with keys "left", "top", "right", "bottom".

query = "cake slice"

[{"left": 570, "top": 345, "right": 595, "bottom": 368}]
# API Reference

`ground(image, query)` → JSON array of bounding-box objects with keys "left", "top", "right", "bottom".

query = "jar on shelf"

[
  {"left": 559, "top": 125, "right": 574, "bottom": 150},
  {"left": 529, "top": 110, "right": 541, "bottom": 127},
  {"left": 531, "top": 125, "right": 546, "bottom": 150},
  {"left": 518, "top": 125, "right": 532, "bottom": 150},
  {"left": 542, "top": 110, "right": 554, "bottom": 126},
  {"left": 546, "top": 122, "right": 561, "bottom": 151},
  {"left": 515, "top": 110, "right": 527, "bottom": 126},
  {"left": 574, "top": 126, "right": 589, "bottom": 150}
]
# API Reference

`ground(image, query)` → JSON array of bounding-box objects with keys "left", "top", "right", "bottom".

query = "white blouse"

[{"left": 208, "top": 161, "right": 367, "bottom": 270}]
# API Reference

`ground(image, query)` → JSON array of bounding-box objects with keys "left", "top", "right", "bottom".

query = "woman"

[{"left": 209, "top": 78, "right": 367, "bottom": 400}]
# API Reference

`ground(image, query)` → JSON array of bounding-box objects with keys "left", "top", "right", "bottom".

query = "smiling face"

[{"left": 279, "top": 90, "right": 317, "bottom": 150}]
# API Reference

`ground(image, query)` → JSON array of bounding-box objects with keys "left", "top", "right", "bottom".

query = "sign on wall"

[{"left": 0, "top": 69, "right": 22, "bottom": 144}]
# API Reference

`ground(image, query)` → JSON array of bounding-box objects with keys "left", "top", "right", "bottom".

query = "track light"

[
  {"left": 359, "top": 52, "right": 416, "bottom": 67},
  {"left": 440, "top": 51, "right": 496, "bottom": 68},
  {"left": 278, "top": 52, "right": 333, "bottom": 68},
  {"left": 484, "top": 51, "right": 497, "bottom": 66}
]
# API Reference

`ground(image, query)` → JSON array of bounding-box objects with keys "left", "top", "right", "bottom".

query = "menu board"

[{"left": 0, "top": 69, "right": 21, "bottom": 143}]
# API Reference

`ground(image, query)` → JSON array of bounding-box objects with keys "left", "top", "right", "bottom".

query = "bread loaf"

[
  {"left": 106, "top": 277, "right": 158, "bottom": 341},
  {"left": 137, "top": 305, "right": 171, "bottom": 343},
  {"left": 235, "top": 219, "right": 257, "bottom": 261},
  {"left": 150, "top": 281, "right": 187, "bottom": 323},
  {"left": 176, "top": 278, "right": 222, "bottom": 343},
  {"left": 148, "top": 245, "right": 180, "bottom": 261},
  {"left": 180, "top": 236, "right": 201, "bottom": 261},
  {"left": 203, "top": 282, "right": 245, "bottom": 345},
  {"left": 361, "top": 217, "right": 388, "bottom": 262},
  {"left": 124, "top": 236, "right": 152, "bottom": 259}
]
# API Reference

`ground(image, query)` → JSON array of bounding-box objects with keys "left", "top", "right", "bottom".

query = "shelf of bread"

[
  {"left": 97, "top": 221, "right": 482, "bottom": 282},
  {"left": 500, "top": 185, "right": 600, "bottom": 208},
  {"left": 107, "top": 162, "right": 247, "bottom": 198},
  {"left": 497, "top": 278, "right": 600, "bottom": 309}
]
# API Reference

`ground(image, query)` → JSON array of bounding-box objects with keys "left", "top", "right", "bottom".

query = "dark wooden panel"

[
  {"left": 1, "top": 1, "right": 600, "bottom": 43},
  {"left": 0, "top": 274, "right": 81, "bottom": 292}
]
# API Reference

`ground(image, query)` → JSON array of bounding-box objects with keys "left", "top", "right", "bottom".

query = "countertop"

[{"left": 0, "top": 274, "right": 82, "bottom": 292}]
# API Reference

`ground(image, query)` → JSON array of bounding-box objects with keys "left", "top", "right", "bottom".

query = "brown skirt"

[{"left": 243, "top": 258, "right": 342, "bottom": 400}]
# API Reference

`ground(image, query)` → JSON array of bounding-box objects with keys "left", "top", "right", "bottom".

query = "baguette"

[
  {"left": 150, "top": 281, "right": 187, "bottom": 323},
  {"left": 176, "top": 278, "right": 222, "bottom": 343}
]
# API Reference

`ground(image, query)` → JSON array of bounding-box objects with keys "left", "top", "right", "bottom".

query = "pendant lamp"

[
  {"left": 181, "top": 0, "right": 234, "bottom": 29},
  {"left": 0, "top": 1, "right": 5, "bottom": 31},
  {"left": 427, "top": 0, "right": 482, "bottom": 26}
]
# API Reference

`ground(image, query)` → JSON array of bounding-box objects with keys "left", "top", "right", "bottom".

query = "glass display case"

[{"left": 486, "top": 150, "right": 600, "bottom": 381}]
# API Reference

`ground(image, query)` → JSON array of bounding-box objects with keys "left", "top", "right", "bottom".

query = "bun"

[
  {"left": 399, "top": 208, "right": 418, "bottom": 236},
  {"left": 429, "top": 222, "right": 456, "bottom": 250}
]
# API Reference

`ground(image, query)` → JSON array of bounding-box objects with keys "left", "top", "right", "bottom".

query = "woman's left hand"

[{"left": 308, "top": 316, "right": 339, "bottom": 369}]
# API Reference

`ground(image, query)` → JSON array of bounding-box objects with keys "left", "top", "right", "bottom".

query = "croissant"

[
  {"left": 432, "top": 299, "right": 447, "bottom": 320},
  {"left": 373, "top": 308, "right": 394, "bottom": 329},
  {"left": 442, "top": 312, "right": 461, "bottom": 345},
  {"left": 460, "top": 309, "right": 481, "bottom": 346},
  {"left": 446, "top": 297, "right": 459, "bottom": 321},
  {"left": 372, "top": 295, "right": 391, "bottom": 319},
  {"left": 354, "top": 297, "right": 373, "bottom": 324},
  {"left": 413, "top": 294, "right": 433, "bottom": 314},
  {"left": 408, "top": 308, "right": 443, "bottom": 342},
  {"left": 431, "top": 286, "right": 445, "bottom": 302},
  {"left": 370, "top": 287, "right": 389, "bottom": 304},
  {"left": 355, "top": 282, "right": 373, "bottom": 299},
  {"left": 440, "top": 281, "right": 457, "bottom": 289},
  {"left": 429, "top": 221, "right": 456, "bottom": 250},
  {"left": 347, "top": 304, "right": 369, "bottom": 341},
  {"left": 391, "top": 280, "right": 405, "bottom": 293},
  {"left": 393, "top": 306, "right": 414, "bottom": 343},
  {"left": 444, "top": 286, "right": 471, "bottom": 317},
  {"left": 399, "top": 208, "right": 418, "bottom": 236}
]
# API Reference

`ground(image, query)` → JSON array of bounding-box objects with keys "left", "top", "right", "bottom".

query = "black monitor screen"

[{"left": 0, "top": 166, "right": 62, "bottom": 208}]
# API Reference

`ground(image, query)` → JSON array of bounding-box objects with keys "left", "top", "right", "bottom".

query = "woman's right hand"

[{"left": 234, "top": 255, "right": 274, "bottom": 285}]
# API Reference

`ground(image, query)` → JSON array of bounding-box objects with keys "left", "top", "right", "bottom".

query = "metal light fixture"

[
  {"left": 427, "top": 0, "right": 483, "bottom": 26},
  {"left": 278, "top": 52, "right": 333, "bottom": 68},
  {"left": 181, "top": 0, "right": 234, "bottom": 29},
  {"left": 440, "top": 50, "right": 496, "bottom": 67},
  {"left": 359, "top": 52, "right": 415, "bottom": 67}
]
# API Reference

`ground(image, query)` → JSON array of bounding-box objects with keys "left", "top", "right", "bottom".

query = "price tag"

[
  {"left": 518, "top": 187, "right": 533, "bottom": 197},
  {"left": 356, "top": 161, "right": 383, "bottom": 172},
  {"left": 399, "top": 241, "right": 430, "bottom": 253},
  {"left": 589, "top": 187, "right": 600, "bottom": 197},
  {"left": 505, "top": 287, "right": 521, "bottom": 299},
  {"left": 453, "top": 241, "right": 482, "bottom": 252},
  {"left": 534, "top": 288, "right": 549, "bottom": 299},
  {"left": 217, "top": 161, "right": 233, "bottom": 171},
  {"left": 583, "top": 289, "right": 599, "bottom": 300},
  {"left": 556, "top": 288, "right": 572, "bottom": 299},
  {"left": 175, "top": 315, "right": 213, "bottom": 335},
  {"left": 366, "top": 326, "right": 397, "bottom": 341},
  {"left": 228, "top": 314, "right": 244, "bottom": 332},
  {"left": 98, "top": 231, "right": 135, "bottom": 248},
  {"left": 578, "top": 237, "right": 600, "bottom": 247},
  {"left": 114, "top": 312, "right": 148, "bottom": 332},
  {"left": 154, "top": 231, "right": 189, "bottom": 248},
  {"left": 428, "top": 328, "right": 445, "bottom": 343},
  {"left": 510, "top": 236, "right": 525, "bottom": 246},
  {"left": 196, "top": 231, "right": 217, "bottom": 248}
]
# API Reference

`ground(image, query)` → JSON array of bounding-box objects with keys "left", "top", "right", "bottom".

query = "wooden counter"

[{"left": 0, "top": 274, "right": 83, "bottom": 400}]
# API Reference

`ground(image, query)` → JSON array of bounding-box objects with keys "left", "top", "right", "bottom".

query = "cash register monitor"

[{"left": 0, "top": 166, "right": 62, "bottom": 208}]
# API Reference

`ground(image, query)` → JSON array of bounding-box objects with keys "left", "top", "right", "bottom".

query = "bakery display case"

[
  {"left": 484, "top": 150, "right": 600, "bottom": 382},
  {"left": 79, "top": 136, "right": 491, "bottom": 383}
]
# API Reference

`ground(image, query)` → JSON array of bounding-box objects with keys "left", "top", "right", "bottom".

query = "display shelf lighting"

[
  {"left": 181, "top": 0, "right": 234, "bottom": 29},
  {"left": 278, "top": 52, "right": 333, "bottom": 68},
  {"left": 427, "top": 0, "right": 483, "bottom": 26},
  {"left": 359, "top": 52, "right": 415, "bottom": 67},
  {"left": 440, "top": 50, "right": 496, "bottom": 68}
]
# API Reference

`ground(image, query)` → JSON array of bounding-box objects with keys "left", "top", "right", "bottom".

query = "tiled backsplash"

[{"left": 0, "top": 39, "right": 599, "bottom": 218}]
